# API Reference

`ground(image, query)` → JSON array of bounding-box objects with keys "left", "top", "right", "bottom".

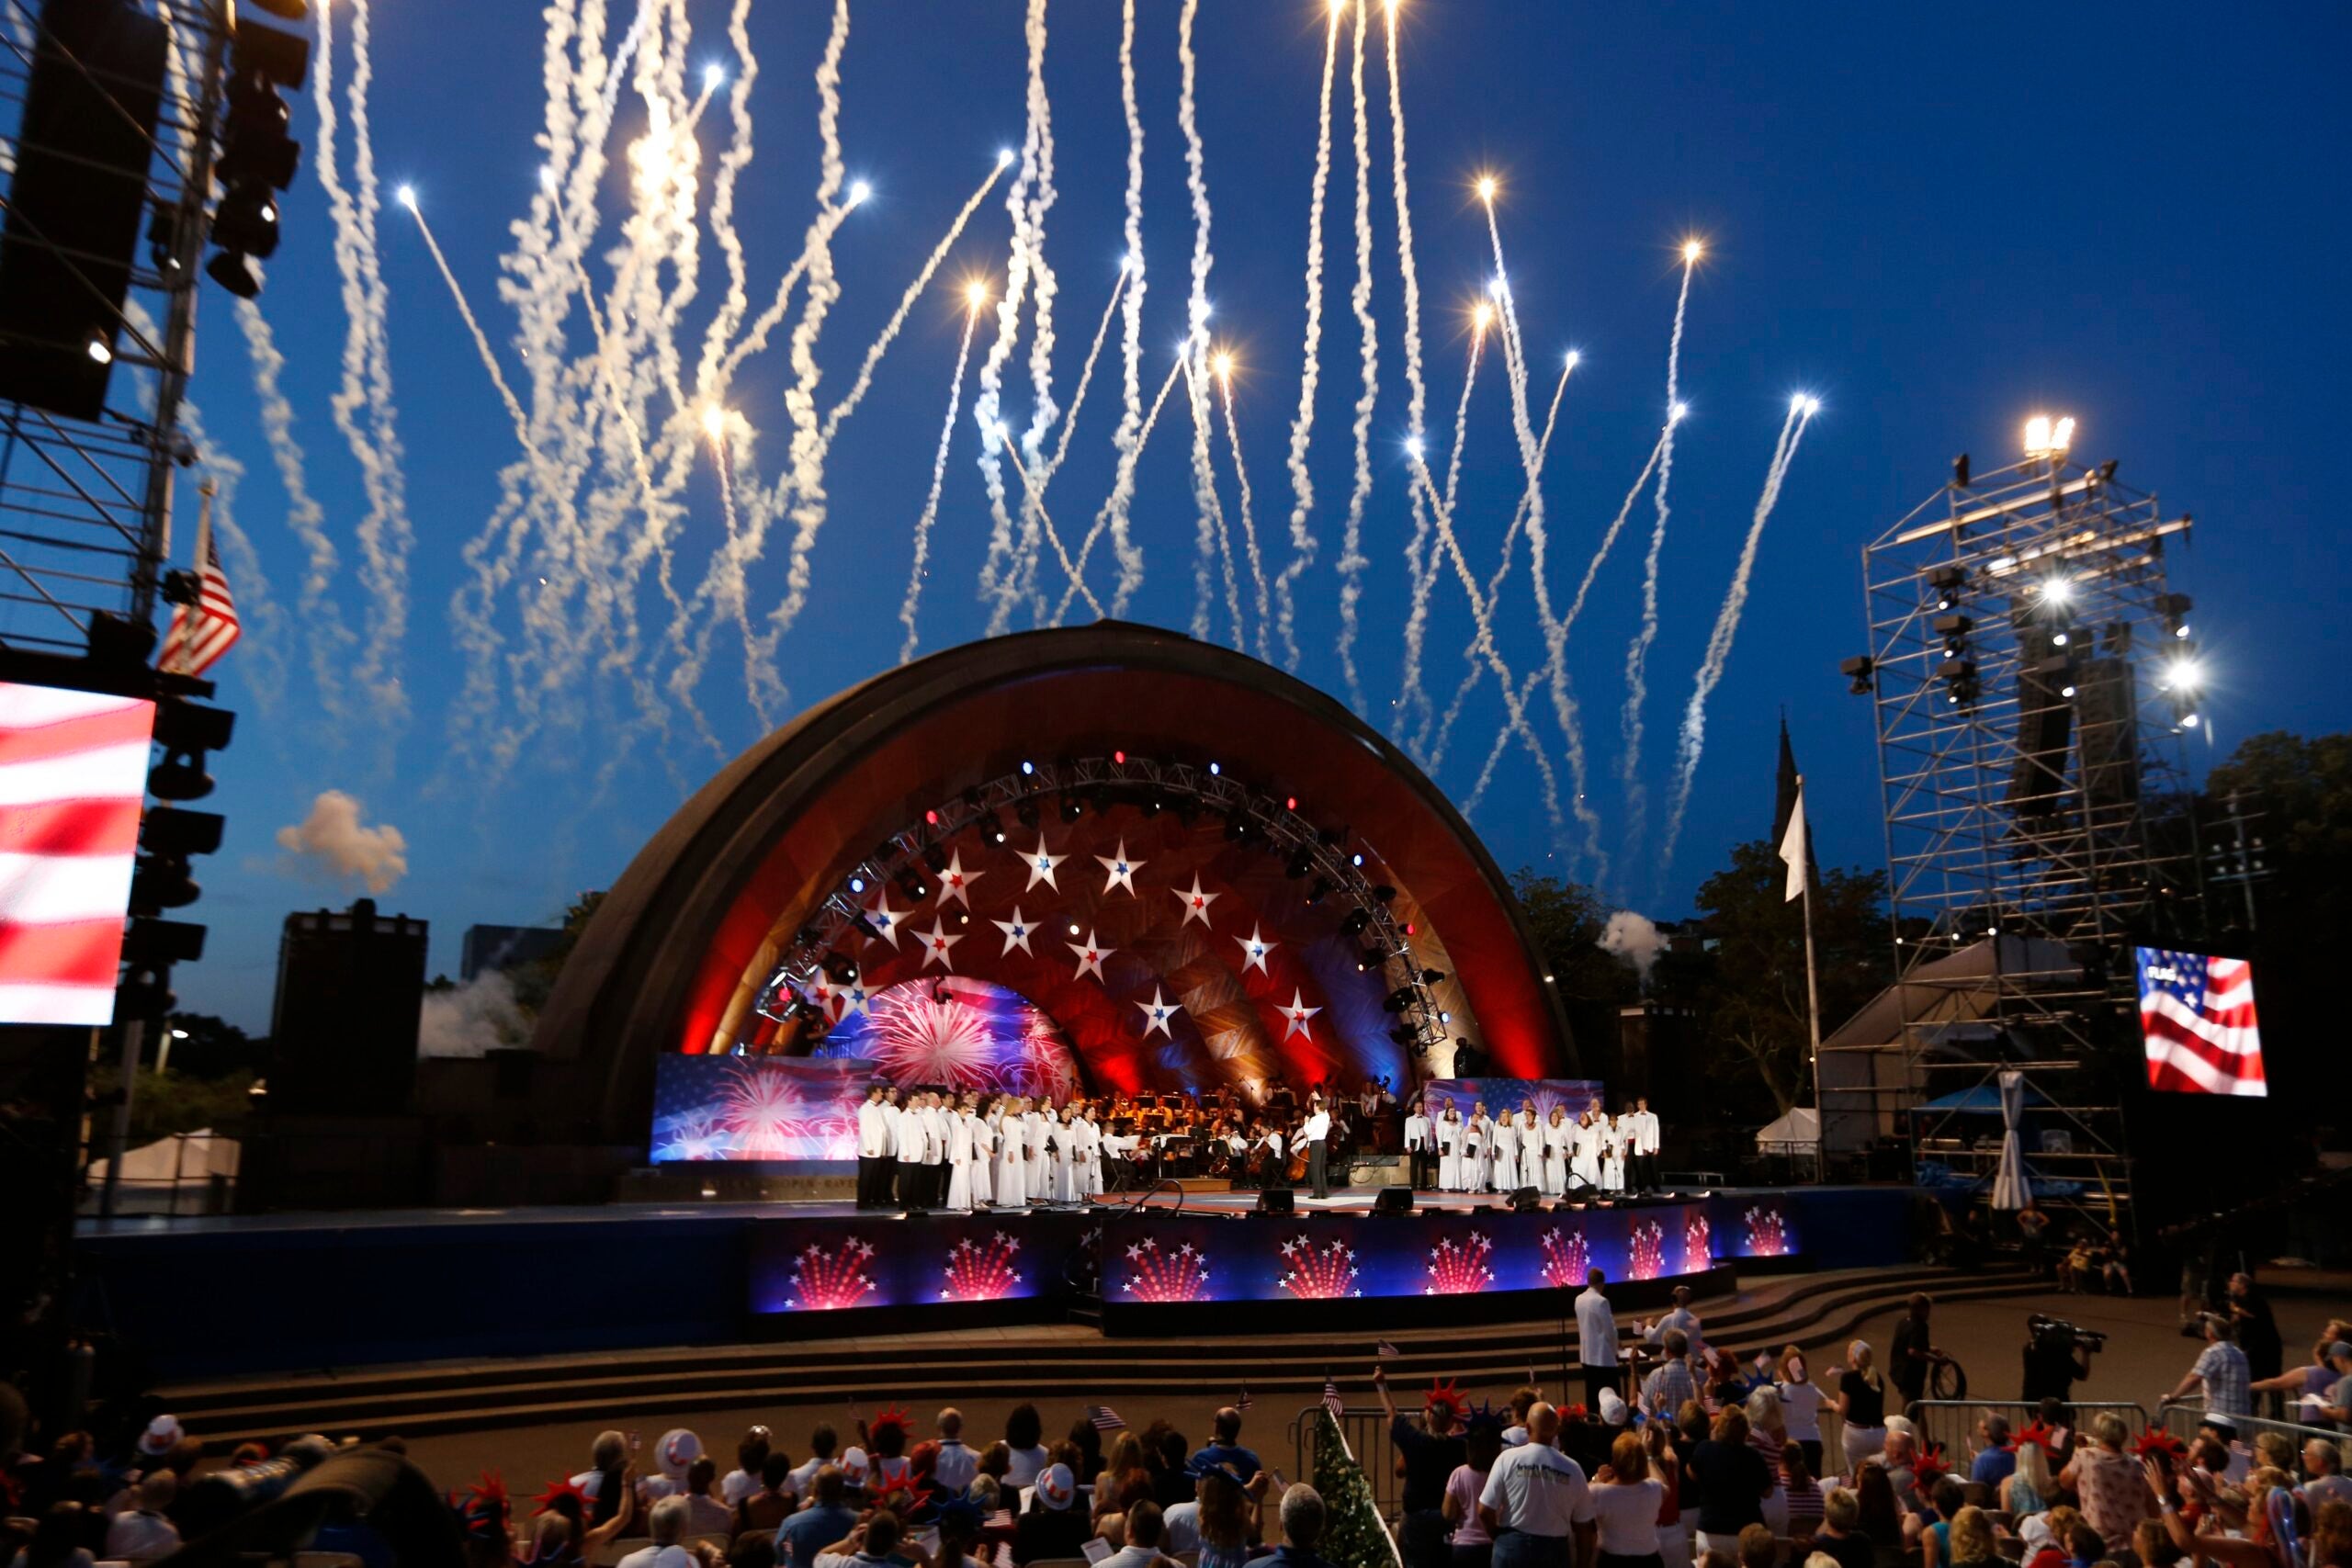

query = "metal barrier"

[
  {"left": 1900, "top": 1399, "right": 2150, "bottom": 1466},
  {"left": 2159, "top": 1401, "right": 2352, "bottom": 1466},
  {"left": 1289, "top": 1404, "right": 1404, "bottom": 1523}
]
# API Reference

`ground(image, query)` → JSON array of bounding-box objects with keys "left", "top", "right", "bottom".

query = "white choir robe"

[
  {"left": 1082, "top": 1120, "right": 1105, "bottom": 1196},
  {"left": 1464, "top": 1119, "right": 1489, "bottom": 1190},
  {"left": 1025, "top": 1113, "right": 1052, "bottom": 1201},
  {"left": 1491, "top": 1120, "right": 1521, "bottom": 1190},
  {"left": 1404, "top": 1113, "right": 1431, "bottom": 1159},
  {"left": 1540, "top": 1121, "right": 1570, "bottom": 1196},
  {"left": 1053, "top": 1121, "right": 1078, "bottom": 1202},
  {"left": 944, "top": 1111, "right": 976, "bottom": 1212},
  {"left": 1600, "top": 1121, "right": 1628, "bottom": 1190},
  {"left": 994, "top": 1112, "right": 1026, "bottom": 1206},
  {"left": 1435, "top": 1116, "right": 1464, "bottom": 1190},
  {"left": 1571, "top": 1120, "right": 1603, "bottom": 1190},
  {"left": 968, "top": 1115, "right": 994, "bottom": 1205}
]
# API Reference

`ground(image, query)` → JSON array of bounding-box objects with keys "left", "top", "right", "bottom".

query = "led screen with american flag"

[
  {"left": 2134, "top": 946, "right": 2267, "bottom": 1098},
  {"left": 0, "top": 682, "right": 155, "bottom": 1024}
]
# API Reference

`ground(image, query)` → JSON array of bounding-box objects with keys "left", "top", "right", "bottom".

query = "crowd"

[{"left": 6, "top": 1290, "right": 2348, "bottom": 1568}]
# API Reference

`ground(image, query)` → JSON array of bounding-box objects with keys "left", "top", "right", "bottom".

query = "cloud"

[
  {"left": 274, "top": 790, "right": 409, "bottom": 894},
  {"left": 418, "top": 969, "right": 530, "bottom": 1058},
  {"left": 1599, "top": 909, "right": 1668, "bottom": 982}
]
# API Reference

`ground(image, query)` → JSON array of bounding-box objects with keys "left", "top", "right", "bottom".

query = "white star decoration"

[
  {"left": 1235, "top": 923, "right": 1276, "bottom": 975},
  {"left": 1095, "top": 840, "right": 1147, "bottom": 896},
  {"left": 1280, "top": 988, "right": 1321, "bottom": 1040},
  {"left": 915, "top": 918, "right": 962, "bottom": 972},
  {"left": 1023, "top": 834, "right": 1067, "bottom": 891},
  {"left": 992, "top": 906, "right": 1036, "bottom": 957},
  {"left": 836, "top": 983, "right": 873, "bottom": 1018},
  {"left": 1136, "top": 986, "right": 1179, "bottom": 1038},
  {"left": 1069, "top": 928, "right": 1114, "bottom": 982},
  {"left": 1173, "top": 874, "right": 1219, "bottom": 927},
  {"left": 934, "top": 850, "right": 985, "bottom": 907},
  {"left": 865, "top": 895, "right": 909, "bottom": 947}
]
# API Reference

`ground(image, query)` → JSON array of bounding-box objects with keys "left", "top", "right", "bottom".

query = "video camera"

[{"left": 2029, "top": 1314, "right": 2107, "bottom": 1353}]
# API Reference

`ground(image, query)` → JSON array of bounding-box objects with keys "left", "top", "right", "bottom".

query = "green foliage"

[
  {"left": 89, "top": 1064, "right": 255, "bottom": 1142},
  {"left": 2207, "top": 729, "right": 2352, "bottom": 943},
  {"left": 1308, "top": 1408, "right": 1400, "bottom": 1568}
]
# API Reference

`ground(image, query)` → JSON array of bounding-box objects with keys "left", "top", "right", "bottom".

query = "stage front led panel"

[{"left": 2134, "top": 946, "right": 2267, "bottom": 1098}]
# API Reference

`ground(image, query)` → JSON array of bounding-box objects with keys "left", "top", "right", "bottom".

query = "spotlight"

[
  {"left": 1059, "top": 795, "right": 1083, "bottom": 823},
  {"left": 1341, "top": 909, "right": 1373, "bottom": 937},
  {"left": 2041, "top": 576, "right": 2074, "bottom": 608},
  {"left": 1928, "top": 564, "right": 1968, "bottom": 610},
  {"left": 848, "top": 874, "right": 867, "bottom": 895},
  {"left": 1371, "top": 884, "right": 1396, "bottom": 905},
  {"left": 1020, "top": 760, "right": 1036, "bottom": 776},
  {"left": 1932, "top": 612, "right": 1973, "bottom": 655},
  {"left": 2158, "top": 592, "right": 2193, "bottom": 639},
  {"left": 1840, "top": 654, "right": 1874, "bottom": 695},
  {"left": 1284, "top": 848, "right": 1315, "bottom": 879},
  {"left": 1351, "top": 852, "right": 1365, "bottom": 867},
  {"left": 1306, "top": 875, "right": 1335, "bottom": 906},
  {"left": 2163, "top": 657, "right": 2204, "bottom": 693},
  {"left": 1952, "top": 453, "right": 1972, "bottom": 488},
  {"left": 1419, "top": 968, "right": 1447, "bottom": 985},
  {"left": 84, "top": 333, "right": 113, "bottom": 366},
  {"left": 1357, "top": 949, "right": 1383, "bottom": 973},
  {"left": 2181, "top": 713, "right": 2201, "bottom": 730},
  {"left": 1207, "top": 761, "right": 1221, "bottom": 776},
  {"left": 1384, "top": 987, "right": 1416, "bottom": 1012},
  {"left": 1014, "top": 797, "right": 1039, "bottom": 829},
  {"left": 2023, "top": 413, "right": 2075, "bottom": 457}
]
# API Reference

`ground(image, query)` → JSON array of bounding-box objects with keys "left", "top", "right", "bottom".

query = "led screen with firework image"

[
  {"left": 650, "top": 1056, "right": 870, "bottom": 1161},
  {"left": 2135, "top": 946, "right": 2266, "bottom": 1097},
  {"left": 815, "top": 976, "right": 1084, "bottom": 1100}
]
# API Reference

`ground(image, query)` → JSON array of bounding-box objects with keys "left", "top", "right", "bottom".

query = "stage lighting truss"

[
  {"left": 752, "top": 753, "right": 1449, "bottom": 1067},
  {"left": 1835, "top": 444, "right": 2215, "bottom": 1242}
]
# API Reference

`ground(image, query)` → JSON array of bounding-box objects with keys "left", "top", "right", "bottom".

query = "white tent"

[{"left": 1755, "top": 1106, "right": 1820, "bottom": 1155}]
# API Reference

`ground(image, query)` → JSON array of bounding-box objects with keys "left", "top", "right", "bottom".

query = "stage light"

[
  {"left": 84, "top": 333, "right": 113, "bottom": 366},
  {"left": 2061, "top": 684, "right": 2077, "bottom": 699},
  {"left": 1356, "top": 949, "right": 1381, "bottom": 972},
  {"left": 1113, "top": 750, "right": 1126, "bottom": 765},
  {"left": 1020, "top": 759, "right": 1035, "bottom": 776},
  {"left": 1419, "top": 968, "right": 1446, "bottom": 985},
  {"left": 1841, "top": 654, "right": 1874, "bottom": 695},
  {"left": 2024, "top": 413, "right": 2075, "bottom": 457},
  {"left": 2052, "top": 631, "right": 2069, "bottom": 647},
  {"left": 2041, "top": 576, "right": 2074, "bottom": 608},
  {"left": 1306, "top": 876, "right": 1335, "bottom": 906},
  {"left": 1383, "top": 987, "right": 1415, "bottom": 1012},
  {"left": 1342, "top": 909, "right": 1373, "bottom": 937},
  {"left": 1058, "top": 795, "right": 1082, "bottom": 823},
  {"left": 848, "top": 875, "right": 867, "bottom": 895},
  {"left": 2164, "top": 657, "right": 2204, "bottom": 693},
  {"left": 1403, "top": 921, "right": 1416, "bottom": 936},
  {"left": 1351, "top": 852, "right": 1364, "bottom": 867},
  {"left": 1284, "top": 847, "right": 1315, "bottom": 879},
  {"left": 1928, "top": 564, "right": 1967, "bottom": 610},
  {"left": 1069, "top": 922, "right": 1082, "bottom": 937},
  {"left": 2181, "top": 712, "right": 2201, "bottom": 729},
  {"left": 1284, "top": 795, "right": 1298, "bottom": 811},
  {"left": 1371, "top": 884, "right": 1396, "bottom": 904},
  {"left": 1438, "top": 1010, "right": 1452, "bottom": 1024},
  {"left": 1207, "top": 761, "right": 1221, "bottom": 775},
  {"left": 1544, "top": 974, "right": 1556, "bottom": 983}
]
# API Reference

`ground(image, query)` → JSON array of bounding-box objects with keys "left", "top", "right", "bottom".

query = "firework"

[
  {"left": 1628, "top": 1218, "right": 1667, "bottom": 1282},
  {"left": 717, "top": 1064, "right": 841, "bottom": 1157},
  {"left": 941, "top": 1232, "right": 1023, "bottom": 1301},
  {"left": 1538, "top": 1224, "right": 1589, "bottom": 1288},
  {"left": 786, "top": 1235, "right": 878, "bottom": 1311},
  {"left": 1743, "top": 1206, "right": 1790, "bottom": 1258},
  {"left": 1278, "top": 1233, "right": 1360, "bottom": 1299},
  {"left": 652, "top": 1114, "right": 728, "bottom": 1163},
  {"left": 1123, "top": 1236, "right": 1213, "bottom": 1303},
  {"left": 1424, "top": 1230, "right": 1495, "bottom": 1296}
]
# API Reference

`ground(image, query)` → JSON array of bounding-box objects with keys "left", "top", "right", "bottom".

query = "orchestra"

[{"left": 851, "top": 1078, "right": 1664, "bottom": 1209}]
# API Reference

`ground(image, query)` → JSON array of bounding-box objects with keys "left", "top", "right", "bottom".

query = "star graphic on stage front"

[
  {"left": 1280, "top": 988, "right": 1321, "bottom": 1040},
  {"left": 934, "top": 850, "right": 985, "bottom": 907},
  {"left": 915, "top": 918, "right": 962, "bottom": 972},
  {"left": 1023, "top": 834, "right": 1066, "bottom": 890},
  {"left": 1095, "top": 840, "right": 1146, "bottom": 896},
  {"left": 1173, "top": 874, "right": 1219, "bottom": 927},
  {"left": 1069, "top": 929, "right": 1114, "bottom": 982},
  {"left": 992, "top": 906, "right": 1036, "bottom": 957},
  {"left": 865, "top": 895, "right": 909, "bottom": 947},
  {"left": 1235, "top": 924, "right": 1275, "bottom": 975},
  {"left": 1136, "top": 986, "right": 1179, "bottom": 1039}
]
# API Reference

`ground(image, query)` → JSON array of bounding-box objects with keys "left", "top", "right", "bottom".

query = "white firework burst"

[{"left": 868, "top": 987, "right": 1000, "bottom": 1089}]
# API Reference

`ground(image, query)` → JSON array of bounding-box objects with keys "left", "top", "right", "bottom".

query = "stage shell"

[{"left": 535, "top": 623, "right": 1577, "bottom": 1142}]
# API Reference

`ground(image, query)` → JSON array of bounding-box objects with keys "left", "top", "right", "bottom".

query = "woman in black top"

[
  {"left": 1836, "top": 1340, "right": 1889, "bottom": 1474},
  {"left": 1687, "top": 1408, "right": 1771, "bottom": 1558}
]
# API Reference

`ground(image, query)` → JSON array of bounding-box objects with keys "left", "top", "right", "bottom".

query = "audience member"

[
  {"left": 723, "top": 1428, "right": 772, "bottom": 1508},
  {"left": 1190, "top": 1408, "right": 1262, "bottom": 1484},
  {"left": 1478, "top": 1404, "right": 1596, "bottom": 1568},
  {"left": 1589, "top": 1429, "right": 1666, "bottom": 1568},
  {"left": 778, "top": 1466, "right": 855, "bottom": 1568},
  {"left": 1808, "top": 1489, "right": 1871, "bottom": 1568},
  {"left": 2059, "top": 1415, "right": 2154, "bottom": 1547},
  {"left": 1011, "top": 1464, "right": 1088, "bottom": 1567},
  {"left": 1244, "top": 1484, "right": 1334, "bottom": 1568},
  {"left": 1690, "top": 1407, "right": 1771, "bottom": 1561},
  {"left": 1775, "top": 1348, "right": 1825, "bottom": 1477},
  {"left": 1003, "top": 1407, "right": 1051, "bottom": 1489},
  {"left": 1837, "top": 1344, "right": 1888, "bottom": 1473},
  {"left": 100, "top": 1472, "right": 179, "bottom": 1563},
  {"left": 1442, "top": 1416, "right": 1502, "bottom": 1568}
]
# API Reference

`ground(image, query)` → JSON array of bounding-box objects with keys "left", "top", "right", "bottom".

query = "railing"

[
  {"left": 1900, "top": 1398, "right": 2149, "bottom": 1464},
  {"left": 1289, "top": 1404, "right": 1403, "bottom": 1523},
  {"left": 79, "top": 1130, "right": 239, "bottom": 1216},
  {"left": 2160, "top": 1401, "right": 2352, "bottom": 1466}
]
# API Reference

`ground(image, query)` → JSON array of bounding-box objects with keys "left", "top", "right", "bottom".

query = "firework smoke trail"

[
  {"left": 1428, "top": 350, "right": 1571, "bottom": 773},
  {"left": 1402, "top": 321, "right": 1484, "bottom": 760},
  {"left": 1334, "top": 0, "right": 1379, "bottom": 715},
  {"left": 402, "top": 198, "right": 528, "bottom": 444},
  {"left": 1382, "top": 0, "right": 1440, "bottom": 743},
  {"left": 1008, "top": 0, "right": 1064, "bottom": 626},
  {"left": 1459, "top": 429, "right": 1667, "bottom": 822},
  {"left": 1215, "top": 362, "right": 1272, "bottom": 660},
  {"left": 310, "top": 0, "right": 411, "bottom": 722},
  {"left": 232, "top": 296, "right": 356, "bottom": 722},
  {"left": 1041, "top": 265, "right": 1129, "bottom": 481},
  {"left": 972, "top": 2, "right": 1047, "bottom": 637},
  {"left": 1659, "top": 402, "right": 1815, "bottom": 870},
  {"left": 1617, "top": 251, "right": 1699, "bottom": 859},
  {"left": 997, "top": 423, "right": 1104, "bottom": 622},
  {"left": 1176, "top": 0, "right": 1227, "bottom": 646},
  {"left": 1001, "top": 265, "right": 1130, "bottom": 621},
  {"left": 1272, "top": 0, "right": 1342, "bottom": 671},
  {"left": 1182, "top": 355, "right": 1246, "bottom": 649},
  {"left": 1103, "top": 0, "right": 1148, "bottom": 615},
  {"left": 1060, "top": 351, "right": 1182, "bottom": 624},
  {"left": 1409, "top": 460, "right": 1566, "bottom": 842},
  {"left": 899, "top": 304, "right": 983, "bottom": 663},
  {"left": 691, "top": 0, "right": 757, "bottom": 396}
]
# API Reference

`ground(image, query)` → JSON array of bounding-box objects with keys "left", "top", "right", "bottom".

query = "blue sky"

[{"left": 158, "top": 1, "right": 2350, "bottom": 1032}]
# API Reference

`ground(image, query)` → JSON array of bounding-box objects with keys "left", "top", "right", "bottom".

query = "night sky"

[{"left": 161, "top": 2, "right": 2351, "bottom": 1032}]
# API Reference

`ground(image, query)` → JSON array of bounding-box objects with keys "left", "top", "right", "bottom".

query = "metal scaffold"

[{"left": 1827, "top": 426, "right": 2211, "bottom": 1238}]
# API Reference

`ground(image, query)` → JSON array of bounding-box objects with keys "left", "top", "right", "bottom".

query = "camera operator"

[{"left": 2022, "top": 1315, "right": 2098, "bottom": 1404}]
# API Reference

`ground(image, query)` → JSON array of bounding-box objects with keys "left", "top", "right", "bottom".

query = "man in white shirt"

[
  {"left": 104, "top": 1472, "right": 181, "bottom": 1562},
  {"left": 854, "top": 1084, "right": 891, "bottom": 1209},
  {"left": 1476, "top": 1404, "right": 1596, "bottom": 1568},
  {"left": 1098, "top": 1499, "right": 1175, "bottom": 1568},
  {"left": 933, "top": 1408, "right": 978, "bottom": 1491},
  {"left": 617, "top": 1496, "right": 706, "bottom": 1568},
  {"left": 1403, "top": 1100, "right": 1434, "bottom": 1189},
  {"left": 1631, "top": 1096, "right": 1662, "bottom": 1191},
  {"left": 1642, "top": 1286, "right": 1708, "bottom": 1360},
  {"left": 921, "top": 1092, "right": 951, "bottom": 1207},
  {"left": 1300, "top": 1099, "right": 1333, "bottom": 1200},
  {"left": 1573, "top": 1267, "right": 1623, "bottom": 1409},
  {"left": 894, "top": 1090, "right": 932, "bottom": 1210}
]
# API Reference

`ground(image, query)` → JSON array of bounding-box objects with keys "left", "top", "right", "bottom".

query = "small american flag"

[
  {"left": 1236, "top": 1385, "right": 1252, "bottom": 1414},
  {"left": 1322, "top": 1377, "right": 1344, "bottom": 1419},
  {"left": 1376, "top": 1340, "right": 1400, "bottom": 1359},
  {"left": 1088, "top": 1404, "right": 1125, "bottom": 1431},
  {"left": 2136, "top": 947, "right": 2266, "bottom": 1097},
  {"left": 158, "top": 484, "right": 240, "bottom": 679}
]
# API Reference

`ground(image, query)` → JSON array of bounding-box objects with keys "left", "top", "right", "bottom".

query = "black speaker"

[
  {"left": 1371, "top": 1185, "right": 1415, "bottom": 1216},
  {"left": 1255, "top": 1188, "right": 1295, "bottom": 1215},
  {"left": 1509, "top": 1186, "right": 1543, "bottom": 1213},
  {"left": 0, "top": 0, "right": 169, "bottom": 419}
]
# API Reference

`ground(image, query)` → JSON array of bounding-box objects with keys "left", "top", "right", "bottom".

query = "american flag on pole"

[
  {"left": 1235, "top": 1385, "right": 1251, "bottom": 1414},
  {"left": 2135, "top": 947, "right": 2267, "bottom": 1098},
  {"left": 157, "top": 483, "right": 240, "bottom": 678},
  {"left": 0, "top": 682, "right": 155, "bottom": 1024},
  {"left": 1087, "top": 1404, "right": 1125, "bottom": 1431},
  {"left": 1322, "top": 1377, "right": 1344, "bottom": 1419}
]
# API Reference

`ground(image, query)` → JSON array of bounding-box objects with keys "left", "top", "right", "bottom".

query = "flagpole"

[{"left": 1796, "top": 774, "right": 1826, "bottom": 1184}]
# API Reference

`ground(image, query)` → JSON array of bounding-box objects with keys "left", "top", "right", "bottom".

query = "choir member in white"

[
  {"left": 1490, "top": 1104, "right": 1521, "bottom": 1191},
  {"left": 1571, "top": 1106, "right": 1604, "bottom": 1192},
  {"left": 1540, "top": 1104, "right": 1570, "bottom": 1198},
  {"left": 1600, "top": 1110, "right": 1629, "bottom": 1192},
  {"left": 1434, "top": 1100, "right": 1464, "bottom": 1191},
  {"left": 1403, "top": 1100, "right": 1434, "bottom": 1189},
  {"left": 993, "top": 1094, "right": 1027, "bottom": 1207},
  {"left": 1463, "top": 1102, "right": 1491, "bottom": 1191}
]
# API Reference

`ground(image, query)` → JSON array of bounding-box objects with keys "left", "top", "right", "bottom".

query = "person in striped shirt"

[
  {"left": 1781, "top": 1446, "right": 1826, "bottom": 1539},
  {"left": 1641, "top": 1330, "right": 1701, "bottom": 1417}
]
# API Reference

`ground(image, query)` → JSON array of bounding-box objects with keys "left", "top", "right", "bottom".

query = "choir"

[{"left": 1406, "top": 1094, "right": 1662, "bottom": 1195}]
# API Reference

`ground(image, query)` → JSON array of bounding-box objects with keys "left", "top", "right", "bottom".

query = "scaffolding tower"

[{"left": 1829, "top": 435, "right": 2209, "bottom": 1239}]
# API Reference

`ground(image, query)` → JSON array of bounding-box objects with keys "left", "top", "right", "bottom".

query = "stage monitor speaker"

[
  {"left": 0, "top": 0, "right": 169, "bottom": 420},
  {"left": 1255, "top": 1188, "right": 1295, "bottom": 1215},
  {"left": 1508, "top": 1186, "right": 1543, "bottom": 1213},
  {"left": 1371, "top": 1185, "right": 1414, "bottom": 1216}
]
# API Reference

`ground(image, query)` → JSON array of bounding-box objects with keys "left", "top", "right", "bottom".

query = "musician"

[
  {"left": 1249, "top": 1118, "right": 1286, "bottom": 1189},
  {"left": 1300, "top": 1095, "right": 1333, "bottom": 1200},
  {"left": 1404, "top": 1098, "right": 1435, "bottom": 1189},
  {"left": 1435, "top": 1099, "right": 1464, "bottom": 1191}
]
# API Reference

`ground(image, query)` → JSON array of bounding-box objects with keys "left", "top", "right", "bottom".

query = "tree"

[
  {"left": 2205, "top": 729, "right": 2352, "bottom": 942},
  {"left": 1509, "top": 871, "right": 1640, "bottom": 1080},
  {"left": 157, "top": 1012, "right": 264, "bottom": 1080},
  {"left": 1689, "top": 840, "right": 1891, "bottom": 1117}
]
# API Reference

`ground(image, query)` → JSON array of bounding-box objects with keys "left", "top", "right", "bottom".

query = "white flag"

[{"left": 1779, "top": 781, "right": 1808, "bottom": 903}]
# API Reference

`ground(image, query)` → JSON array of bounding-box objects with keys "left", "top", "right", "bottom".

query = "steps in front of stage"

[{"left": 154, "top": 1259, "right": 2035, "bottom": 1448}]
